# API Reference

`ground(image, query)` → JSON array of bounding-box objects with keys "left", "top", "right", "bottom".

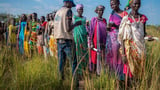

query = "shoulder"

[
  {"left": 140, "top": 14, "right": 148, "bottom": 23},
  {"left": 123, "top": 11, "right": 128, "bottom": 16},
  {"left": 66, "top": 9, "right": 72, "bottom": 17}
]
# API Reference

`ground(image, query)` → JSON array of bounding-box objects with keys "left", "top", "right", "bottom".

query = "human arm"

[{"left": 66, "top": 9, "right": 82, "bottom": 32}]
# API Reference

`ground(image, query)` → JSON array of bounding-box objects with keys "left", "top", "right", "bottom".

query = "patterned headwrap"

[{"left": 76, "top": 4, "right": 83, "bottom": 10}]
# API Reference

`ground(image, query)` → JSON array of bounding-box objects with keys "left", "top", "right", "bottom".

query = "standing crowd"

[{"left": 0, "top": 0, "right": 154, "bottom": 89}]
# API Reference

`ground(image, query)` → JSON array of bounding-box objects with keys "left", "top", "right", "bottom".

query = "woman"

[
  {"left": 48, "top": 11, "right": 57, "bottom": 57},
  {"left": 73, "top": 4, "right": 88, "bottom": 77},
  {"left": 29, "top": 13, "right": 39, "bottom": 55},
  {"left": 17, "top": 14, "right": 27, "bottom": 54},
  {"left": 24, "top": 14, "right": 32, "bottom": 57},
  {"left": 8, "top": 18, "right": 17, "bottom": 49},
  {"left": 106, "top": 0, "right": 128, "bottom": 80},
  {"left": 37, "top": 16, "right": 47, "bottom": 55},
  {"left": 89, "top": 5, "right": 107, "bottom": 75},
  {"left": 118, "top": 0, "right": 148, "bottom": 87}
]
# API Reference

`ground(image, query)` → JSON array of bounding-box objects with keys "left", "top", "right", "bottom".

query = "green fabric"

[
  {"left": 126, "top": 0, "right": 131, "bottom": 7},
  {"left": 73, "top": 15, "right": 88, "bottom": 75}
]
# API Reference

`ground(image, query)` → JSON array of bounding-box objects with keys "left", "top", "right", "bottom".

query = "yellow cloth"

[
  {"left": 8, "top": 25, "right": 17, "bottom": 44},
  {"left": 24, "top": 26, "right": 30, "bottom": 57},
  {"left": 49, "top": 35, "right": 57, "bottom": 57}
]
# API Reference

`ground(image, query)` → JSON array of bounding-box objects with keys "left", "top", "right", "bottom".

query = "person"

[
  {"left": 17, "top": 14, "right": 27, "bottom": 54},
  {"left": 24, "top": 14, "right": 32, "bottom": 57},
  {"left": 106, "top": 0, "right": 128, "bottom": 81},
  {"left": 118, "top": 0, "right": 148, "bottom": 88},
  {"left": 0, "top": 21, "right": 5, "bottom": 50},
  {"left": 73, "top": 4, "right": 88, "bottom": 80},
  {"left": 54, "top": 0, "right": 81, "bottom": 81},
  {"left": 8, "top": 18, "right": 17, "bottom": 49},
  {"left": 29, "top": 13, "right": 39, "bottom": 55},
  {"left": 37, "top": 16, "right": 47, "bottom": 55},
  {"left": 48, "top": 11, "right": 57, "bottom": 57},
  {"left": 89, "top": 5, "right": 107, "bottom": 75},
  {"left": 44, "top": 13, "right": 51, "bottom": 58}
]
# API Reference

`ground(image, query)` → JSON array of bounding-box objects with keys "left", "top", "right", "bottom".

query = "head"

[
  {"left": 32, "top": 12, "right": 37, "bottom": 21},
  {"left": 52, "top": 10, "right": 57, "bottom": 20},
  {"left": 10, "top": 18, "right": 16, "bottom": 25},
  {"left": 131, "top": 0, "right": 141, "bottom": 12},
  {"left": 27, "top": 14, "right": 32, "bottom": 21},
  {"left": 21, "top": 14, "right": 27, "bottom": 22},
  {"left": 63, "top": 0, "right": 76, "bottom": 8},
  {"left": 49, "top": 13, "right": 53, "bottom": 20},
  {"left": 40, "top": 16, "right": 45, "bottom": 23},
  {"left": 76, "top": 4, "right": 84, "bottom": 16},
  {"left": 46, "top": 14, "right": 50, "bottom": 21},
  {"left": 95, "top": 5, "right": 105, "bottom": 18},
  {"left": 110, "top": 0, "right": 120, "bottom": 11}
]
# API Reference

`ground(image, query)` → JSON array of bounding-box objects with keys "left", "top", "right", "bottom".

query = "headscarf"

[
  {"left": 95, "top": 5, "right": 105, "bottom": 13},
  {"left": 76, "top": 4, "right": 83, "bottom": 10}
]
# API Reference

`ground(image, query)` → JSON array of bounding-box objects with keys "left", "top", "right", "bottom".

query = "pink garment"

[{"left": 76, "top": 4, "right": 83, "bottom": 10}]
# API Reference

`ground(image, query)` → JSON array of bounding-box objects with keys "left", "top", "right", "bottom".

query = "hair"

[
  {"left": 110, "top": 0, "right": 120, "bottom": 3},
  {"left": 95, "top": 5, "right": 105, "bottom": 13},
  {"left": 21, "top": 14, "right": 27, "bottom": 21},
  {"left": 41, "top": 16, "right": 45, "bottom": 19},
  {"left": 32, "top": 12, "right": 37, "bottom": 17}
]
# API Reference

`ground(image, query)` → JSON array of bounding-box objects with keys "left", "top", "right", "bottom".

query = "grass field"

[{"left": 0, "top": 25, "right": 160, "bottom": 90}]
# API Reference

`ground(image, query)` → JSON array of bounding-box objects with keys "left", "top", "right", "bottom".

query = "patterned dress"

[
  {"left": 73, "top": 15, "right": 88, "bottom": 75},
  {"left": 89, "top": 17, "right": 107, "bottom": 75},
  {"left": 118, "top": 15, "right": 148, "bottom": 78},
  {"left": 106, "top": 11, "right": 128, "bottom": 80}
]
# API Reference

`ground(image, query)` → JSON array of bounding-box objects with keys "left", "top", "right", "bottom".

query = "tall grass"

[{"left": 0, "top": 26, "right": 160, "bottom": 90}]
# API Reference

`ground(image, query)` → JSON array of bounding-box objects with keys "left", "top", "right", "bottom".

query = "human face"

[
  {"left": 49, "top": 14, "right": 53, "bottom": 20},
  {"left": 110, "top": 0, "right": 119, "bottom": 11},
  {"left": 32, "top": 13, "right": 37, "bottom": 21},
  {"left": 64, "top": 1, "right": 72, "bottom": 8},
  {"left": 52, "top": 13, "right": 56, "bottom": 20},
  {"left": 77, "top": 7, "right": 83, "bottom": 16},
  {"left": 40, "top": 16, "right": 45, "bottom": 23},
  {"left": 131, "top": 0, "right": 141, "bottom": 12},
  {"left": 46, "top": 14, "right": 50, "bottom": 21},
  {"left": 97, "top": 8, "right": 104, "bottom": 18},
  {"left": 21, "top": 14, "right": 27, "bottom": 22}
]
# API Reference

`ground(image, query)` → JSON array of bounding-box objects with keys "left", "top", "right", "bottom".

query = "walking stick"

[{"left": 71, "top": 51, "right": 88, "bottom": 90}]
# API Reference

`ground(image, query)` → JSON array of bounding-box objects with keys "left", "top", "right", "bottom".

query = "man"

[{"left": 54, "top": 0, "right": 81, "bottom": 80}]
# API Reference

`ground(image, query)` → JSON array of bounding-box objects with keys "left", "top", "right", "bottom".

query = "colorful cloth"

[
  {"left": 8, "top": 25, "right": 17, "bottom": 44},
  {"left": 47, "top": 21, "right": 57, "bottom": 57},
  {"left": 126, "top": 0, "right": 133, "bottom": 7},
  {"left": 73, "top": 15, "right": 88, "bottom": 75},
  {"left": 106, "top": 11, "right": 128, "bottom": 80},
  {"left": 24, "top": 21, "right": 31, "bottom": 56},
  {"left": 19, "top": 22, "right": 27, "bottom": 54},
  {"left": 30, "top": 21, "right": 39, "bottom": 50},
  {"left": 76, "top": 4, "right": 83, "bottom": 10},
  {"left": 37, "top": 21, "right": 47, "bottom": 54},
  {"left": 89, "top": 17, "right": 107, "bottom": 74},
  {"left": 118, "top": 15, "right": 148, "bottom": 78}
]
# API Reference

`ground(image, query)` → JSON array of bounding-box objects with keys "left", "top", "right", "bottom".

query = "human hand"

[
  {"left": 86, "top": 20, "right": 89, "bottom": 26},
  {"left": 122, "top": 55, "right": 127, "bottom": 64}
]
